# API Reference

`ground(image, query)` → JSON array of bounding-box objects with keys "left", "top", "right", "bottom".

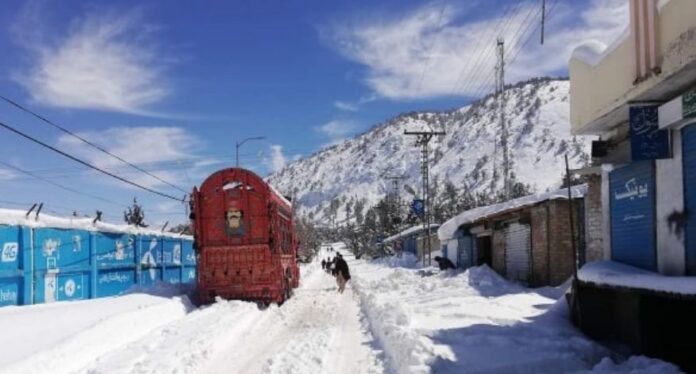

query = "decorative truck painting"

[{"left": 191, "top": 167, "right": 300, "bottom": 305}]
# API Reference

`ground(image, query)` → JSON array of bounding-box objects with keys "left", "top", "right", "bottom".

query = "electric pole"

[
  {"left": 541, "top": 0, "right": 546, "bottom": 45},
  {"left": 382, "top": 173, "right": 407, "bottom": 227},
  {"left": 495, "top": 37, "right": 510, "bottom": 200},
  {"left": 404, "top": 130, "right": 445, "bottom": 266}
]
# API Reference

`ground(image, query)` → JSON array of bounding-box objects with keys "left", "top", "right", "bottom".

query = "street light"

[{"left": 236, "top": 136, "right": 266, "bottom": 167}]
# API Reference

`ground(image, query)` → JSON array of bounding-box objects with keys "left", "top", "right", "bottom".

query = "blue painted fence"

[{"left": 0, "top": 225, "right": 195, "bottom": 307}]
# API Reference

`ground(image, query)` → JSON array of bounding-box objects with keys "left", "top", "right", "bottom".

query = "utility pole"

[
  {"left": 381, "top": 171, "right": 407, "bottom": 225},
  {"left": 541, "top": 0, "right": 546, "bottom": 45},
  {"left": 495, "top": 37, "right": 510, "bottom": 200},
  {"left": 404, "top": 130, "right": 445, "bottom": 266}
]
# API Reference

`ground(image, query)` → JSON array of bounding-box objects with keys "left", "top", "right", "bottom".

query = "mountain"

[{"left": 268, "top": 77, "right": 591, "bottom": 225}]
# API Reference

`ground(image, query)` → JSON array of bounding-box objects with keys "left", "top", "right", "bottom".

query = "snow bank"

[
  {"left": 578, "top": 261, "right": 696, "bottom": 295},
  {"left": 369, "top": 253, "right": 421, "bottom": 269},
  {"left": 0, "top": 293, "right": 194, "bottom": 373},
  {"left": 0, "top": 208, "right": 192, "bottom": 239},
  {"left": 347, "top": 255, "right": 682, "bottom": 373},
  {"left": 438, "top": 184, "right": 587, "bottom": 241},
  {"left": 383, "top": 224, "right": 440, "bottom": 244}
]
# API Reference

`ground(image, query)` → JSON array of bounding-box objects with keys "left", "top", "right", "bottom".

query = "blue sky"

[{"left": 0, "top": 0, "right": 628, "bottom": 226}]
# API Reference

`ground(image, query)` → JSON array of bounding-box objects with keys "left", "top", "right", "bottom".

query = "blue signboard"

[
  {"left": 95, "top": 233, "right": 136, "bottom": 268},
  {"left": 182, "top": 267, "right": 197, "bottom": 283},
  {"left": 0, "top": 226, "right": 23, "bottom": 306},
  {"left": 97, "top": 269, "right": 136, "bottom": 297},
  {"left": 411, "top": 199, "right": 425, "bottom": 218},
  {"left": 0, "top": 223, "right": 193, "bottom": 307},
  {"left": 630, "top": 105, "right": 670, "bottom": 160},
  {"left": 610, "top": 161, "right": 657, "bottom": 271}
]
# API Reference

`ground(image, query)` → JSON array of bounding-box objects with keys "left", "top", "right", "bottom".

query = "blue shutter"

[
  {"left": 610, "top": 161, "right": 657, "bottom": 271},
  {"left": 457, "top": 234, "right": 472, "bottom": 269},
  {"left": 682, "top": 125, "right": 696, "bottom": 275}
]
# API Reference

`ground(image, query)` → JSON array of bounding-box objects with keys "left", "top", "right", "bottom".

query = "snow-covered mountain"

[{"left": 268, "top": 78, "right": 592, "bottom": 224}]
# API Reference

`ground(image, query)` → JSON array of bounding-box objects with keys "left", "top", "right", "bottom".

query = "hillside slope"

[{"left": 268, "top": 78, "right": 591, "bottom": 224}]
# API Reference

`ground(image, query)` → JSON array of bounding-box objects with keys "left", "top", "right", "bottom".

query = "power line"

[
  {"left": 469, "top": 0, "right": 550, "bottom": 100},
  {"left": 449, "top": 1, "right": 517, "bottom": 96},
  {"left": 455, "top": 1, "right": 524, "bottom": 97},
  {"left": 0, "top": 120, "right": 185, "bottom": 202},
  {"left": 414, "top": 0, "right": 448, "bottom": 97},
  {"left": 470, "top": 1, "right": 541, "bottom": 99},
  {"left": 0, "top": 160, "right": 126, "bottom": 208},
  {"left": 0, "top": 95, "right": 189, "bottom": 194}
]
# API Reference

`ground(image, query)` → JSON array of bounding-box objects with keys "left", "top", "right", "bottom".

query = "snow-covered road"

[
  {"left": 0, "top": 243, "right": 684, "bottom": 374},
  {"left": 0, "top": 250, "right": 383, "bottom": 374}
]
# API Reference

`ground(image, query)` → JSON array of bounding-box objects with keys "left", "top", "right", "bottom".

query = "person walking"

[{"left": 334, "top": 253, "right": 351, "bottom": 293}]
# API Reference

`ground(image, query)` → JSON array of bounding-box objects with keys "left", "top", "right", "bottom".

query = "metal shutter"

[
  {"left": 457, "top": 234, "right": 473, "bottom": 269},
  {"left": 609, "top": 161, "right": 656, "bottom": 271},
  {"left": 445, "top": 239, "right": 459, "bottom": 267},
  {"left": 504, "top": 223, "right": 531, "bottom": 283},
  {"left": 683, "top": 125, "right": 696, "bottom": 275}
]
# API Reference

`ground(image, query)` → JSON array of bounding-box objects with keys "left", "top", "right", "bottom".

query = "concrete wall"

[
  {"left": 601, "top": 168, "right": 613, "bottom": 261},
  {"left": 656, "top": 129, "right": 686, "bottom": 275},
  {"left": 570, "top": 0, "right": 696, "bottom": 135}
]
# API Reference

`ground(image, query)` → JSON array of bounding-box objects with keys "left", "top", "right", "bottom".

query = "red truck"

[{"left": 190, "top": 168, "right": 299, "bottom": 305}]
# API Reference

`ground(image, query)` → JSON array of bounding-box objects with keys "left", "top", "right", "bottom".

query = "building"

[
  {"left": 438, "top": 186, "right": 586, "bottom": 286},
  {"left": 383, "top": 224, "right": 440, "bottom": 261},
  {"left": 569, "top": 0, "right": 696, "bottom": 370}
]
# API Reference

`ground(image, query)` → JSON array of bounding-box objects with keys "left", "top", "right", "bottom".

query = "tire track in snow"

[{"left": 208, "top": 260, "right": 384, "bottom": 374}]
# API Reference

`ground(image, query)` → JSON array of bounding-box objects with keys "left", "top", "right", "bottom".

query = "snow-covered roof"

[
  {"left": 267, "top": 181, "right": 292, "bottom": 208},
  {"left": 383, "top": 223, "right": 440, "bottom": 244},
  {"left": 578, "top": 261, "right": 696, "bottom": 296},
  {"left": 0, "top": 208, "right": 192, "bottom": 240},
  {"left": 570, "top": 0, "right": 673, "bottom": 67},
  {"left": 438, "top": 184, "right": 587, "bottom": 241}
]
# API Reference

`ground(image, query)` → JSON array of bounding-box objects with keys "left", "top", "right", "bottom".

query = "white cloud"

[
  {"left": 264, "top": 145, "right": 287, "bottom": 173},
  {"left": 57, "top": 126, "right": 206, "bottom": 189},
  {"left": 334, "top": 100, "right": 359, "bottom": 112},
  {"left": 316, "top": 120, "right": 359, "bottom": 144},
  {"left": 0, "top": 168, "right": 17, "bottom": 181},
  {"left": 13, "top": 7, "right": 170, "bottom": 114},
  {"left": 326, "top": 0, "right": 628, "bottom": 99}
]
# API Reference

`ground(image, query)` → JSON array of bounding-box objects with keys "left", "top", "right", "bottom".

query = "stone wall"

[{"left": 584, "top": 174, "right": 605, "bottom": 263}]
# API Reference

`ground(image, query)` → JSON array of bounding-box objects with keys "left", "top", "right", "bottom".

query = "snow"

[
  {"left": 269, "top": 79, "right": 592, "bottom": 225},
  {"left": 578, "top": 260, "right": 696, "bottom": 295},
  {"left": 267, "top": 181, "right": 293, "bottom": 208},
  {"left": 349, "top": 251, "right": 682, "bottom": 373},
  {"left": 438, "top": 184, "right": 587, "bottom": 241},
  {"left": 0, "top": 208, "right": 191, "bottom": 239},
  {"left": 0, "top": 289, "right": 195, "bottom": 372},
  {"left": 383, "top": 224, "right": 440, "bottom": 244},
  {"left": 0, "top": 243, "right": 683, "bottom": 374},
  {"left": 571, "top": 40, "right": 610, "bottom": 66}
]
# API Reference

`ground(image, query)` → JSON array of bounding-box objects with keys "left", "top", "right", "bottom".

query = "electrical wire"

[
  {"left": 0, "top": 120, "right": 185, "bottom": 202},
  {"left": 0, "top": 95, "right": 189, "bottom": 194},
  {"left": 0, "top": 160, "right": 126, "bottom": 208}
]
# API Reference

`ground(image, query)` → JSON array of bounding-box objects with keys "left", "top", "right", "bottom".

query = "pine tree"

[{"left": 124, "top": 198, "right": 148, "bottom": 227}]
